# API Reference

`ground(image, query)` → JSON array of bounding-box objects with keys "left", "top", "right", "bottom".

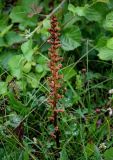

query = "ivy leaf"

[
  {"left": 98, "top": 47, "right": 113, "bottom": 60},
  {"left": 21, "top": 39, "right": 33, "bottom": 61},
  {"left": 8, "top": 55, "right": 23, "bottom": 79},
  {"left": 61, "top": 26, "right": 81, "bottom": 51}
]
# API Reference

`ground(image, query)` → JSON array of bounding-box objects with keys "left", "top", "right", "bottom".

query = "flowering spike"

[{"left": 47, "top": 15, "right": 64, "bottom": 150}]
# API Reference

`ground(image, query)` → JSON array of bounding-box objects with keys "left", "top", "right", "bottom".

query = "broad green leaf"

[
  {"left": 16, "top": 80, "right": 27, "bottom": 91},
  {"left": 23, "top": 62, "right": 32, "bottom": 73},
  {"left": 0, "top": 82, "right": 7, "bottom": 95},
  {"left": 98, "top": 47, "right": 113, "bottom": 60},
  {"left": 27, "top": 72, "right": 38, "bottom": 88},
  {"left": 60, "top": 147, "right": 68, "bottom": 160},
  {"left": 107, "top": 37, "right": 113, "bottom": 49},
  {"left": 35, "top": 64, "right": 44, "bottom": 73},
  {"left": 68, "top": 4, "right": 86, "bottom": 16},
  {"left": 68, "top": 4, "right": 76, "bottom": 15},
  {"left": 103, "top": 11, "right": 113, "bottom": 31},
  {"left": 43, "top": 19, "right": 51, "bottom": 29},
  {"left": 97, "top": 0, "right": 109, "bottom": 3},
  {"left": 9, "top": 6, "right": 37, "bottom": 28},
  {"left": 21, "top": 39, "right": 33, "bottom": 61},
  {"left": 63, "top": 12, "right": 80, "bottom": 29},
  {"left": 0, "top": 15, "right": 9, "bottom": 32},
  {"left": 96, "top": 36, "right": 107, "bottom": 48},
  {"left": 0, "top": 37, "right": 6, "bottom": 47},
  {"left": 8, "top": 55, "right": 23, "bottom": 79},
  {"left": 84, "top": 6, "right": 102, "bottom": 22},
  {"left": 37, "top": 55, "right": 48, "bottom": 64},
  {"left": 5, "top": 31, "right": 23, "bottom": 46},
  {"left": 8, "top": 93, "right": 29, "bottom": 116},
  {"left": 9, "top": 6, "right": 27, "bottom": 23},
  {"left": 0, "top": 51, "right": 15, "bottom": 69},
  {"left": 68, "top": 4, "right": 101, "bottom": 22},
  {"left": 61, "top": 26, "right": 81, "bottom": 51},
  {"left": 104, "top": 147, "right": 113, "bottom": 160},
  {"left": 0, "top": 24, "right": 13, "bottom": 37},
  {"left": 18, "top": 0, "right": 37, "bottom": 6},
  {"left": 62, "top": 66, "right": 76, "bottom": 81}
]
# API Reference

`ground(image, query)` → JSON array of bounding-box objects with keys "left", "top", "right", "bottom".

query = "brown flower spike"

[{"left": 47, "top": 15, "right": 64, "bottom": 149}]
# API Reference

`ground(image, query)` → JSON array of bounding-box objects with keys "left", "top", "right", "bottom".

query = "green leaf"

[
  {"left": 37, "top": 55, "right": 48, "bottom": 64},
  {"left": 103, "top": 11, "right": 113, "bottom": 31},
  {"left": 74, "top": 6, "right": 86, "bottom": 17},
  {"left": 43, "top": 19, "right": 51, "bottom": 29},
  {"left": 60, "top": 147, "right": 68, "bottom": 160},
  {"left": 0, "top": 51, "right": 15, "bottom": 69},
  {"left": 23, "top": 62, "right": 32, "bottom": 73},
  {"left": 63, "top": 12, "right": 80, "bottom": 29},
  {"left": 68, "top": 4, "right": 101, "bottom": 22},
  {"left": 21, "top": 39, "right": 33, "bottom": 61},
  {"left": 8, "top": 55, "right": 23, "bottom": 79},
  {"left": 5, "top": 31, "right": 23, "bottom": 46},
  {"left": 62, "top": 66, "right": 76, "bottom": 81},
  {"left": 61, "top": 26, "right": 81, "bottom": 51},
  {"left": 107, "top": 37, "right": 113, "bottom": 49},
  {"left": 0, "top": 82, "right": 7, "bottom": 95},
  {"left": 68, "top": 4, "right": 76, "bottom": 15},
  {"left": 84, "top": 6, "right": 102, "bottom": 22},
  {"left": 9, "top": 6, "right": 27, "bottom": 23},
  {"left": 104, "top": 147, "right": 113, "bottom": 160},
  {"left": 16, "top": 80, "right": 27, "bottom": 91},
  {"left": 98, "top": 47, "right": 113, "bottom": 60},
  {"left": 27, "top": 72, "right": 38, "bottom": 88},
  {"left": 9, "top": 6, "right": 37, "bottom": 28},
  {"left": 97, "top": 0, "right": 109, "bottom": 3},
  {"left": 0, "top": 24, "right": 13, "bottom": 37},
  {"left": 8, "top": 93, "right": 29, "bottom": 116},
  {"left": 35, "top": 64, "right": 44, "bottom": 73},
  {"left": 0, "top": 37, "right": 6, "bottom": 47}
]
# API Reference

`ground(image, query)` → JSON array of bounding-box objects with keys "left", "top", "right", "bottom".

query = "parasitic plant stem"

[{"left": 47, "top": 15, "right": 64, "bottom": 153}]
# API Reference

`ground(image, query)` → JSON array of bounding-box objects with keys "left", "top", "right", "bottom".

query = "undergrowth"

[{"left": 0, "top": 0, "right": 113, "bottom": 160}]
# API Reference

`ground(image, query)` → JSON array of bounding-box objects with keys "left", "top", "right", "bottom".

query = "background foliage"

[{"left": 1, "top": 0, "right": 113, "bottom": 159}]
